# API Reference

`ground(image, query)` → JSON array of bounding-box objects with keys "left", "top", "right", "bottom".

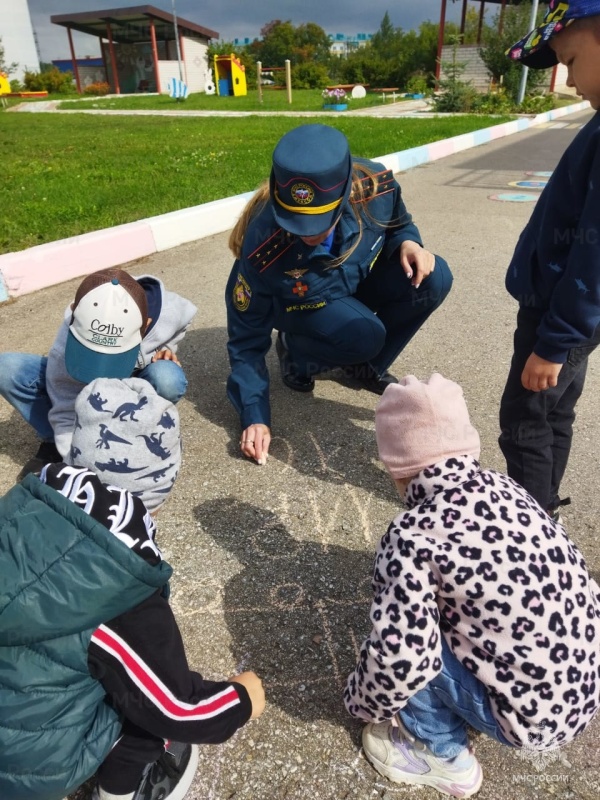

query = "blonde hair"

[
  {"left": 228, "top": 182, "right": 270, "bottom": 259},
  {"left": 228, "top": 162, "right": 402, "bottom": 267}
]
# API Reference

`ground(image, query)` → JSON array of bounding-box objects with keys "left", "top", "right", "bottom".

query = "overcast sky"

[{"left": 28, "top": 0, "right": 470, "bottom": 61}]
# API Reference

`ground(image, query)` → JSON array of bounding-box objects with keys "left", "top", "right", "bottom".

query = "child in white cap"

[
  {"left": 345, "top": 373, "right": 600, "bottom": 798},
  {"left": 0, "top": 267, "right": 197, "bottom": 481},
  {"left": 0, "top": 378, "right": 264, "bottom": 800}
]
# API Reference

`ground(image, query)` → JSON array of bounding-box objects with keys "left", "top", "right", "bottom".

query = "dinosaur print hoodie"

[{"left": 345, "top": 456, "right": 600, "bottom": 751}]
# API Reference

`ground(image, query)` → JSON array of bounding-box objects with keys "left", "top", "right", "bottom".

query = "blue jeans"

[
  {"left": 0, "top": 353, "right": 187, "bottom": 441},
  {"left": 399, "top": 637, "right": 511, "bottom": 759}
]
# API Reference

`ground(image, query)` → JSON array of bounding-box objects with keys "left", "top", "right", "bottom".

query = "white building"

[
  {"left": 328, "top": 33, "right": 373, "bottom": 58},
  {"left": 1, "top": 0, "right": 40, "bottom": 82}
]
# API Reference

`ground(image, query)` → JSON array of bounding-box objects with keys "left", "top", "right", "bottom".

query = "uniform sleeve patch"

[{"left": 233, "top": 273, "right": 252, "bottom": 311}]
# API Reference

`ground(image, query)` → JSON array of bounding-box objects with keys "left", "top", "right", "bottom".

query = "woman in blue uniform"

[{"left": 226, "top": 124, "right": 453, "bottom": 465}]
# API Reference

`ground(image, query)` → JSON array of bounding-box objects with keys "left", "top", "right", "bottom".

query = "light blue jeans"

[
  {"left": 399, "top": 637, "right": 512, "bottom": 758},
  {"left": 0, "top": 352, "right": 188, "bottom": 441}
]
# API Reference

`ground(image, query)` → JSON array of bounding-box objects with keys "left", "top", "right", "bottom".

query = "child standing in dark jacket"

[
  {"left": 0, "top": 377, "right": 264, "bottom": 800},
  {"left": 499, "top": 2, "right": 600, "bottom": 519},
  {"left": 345, "top": 374, "right": 600, "bottom": 798}
]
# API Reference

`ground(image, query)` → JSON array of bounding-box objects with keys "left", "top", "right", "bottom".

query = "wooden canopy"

[
  {"left": 50, "top": 5, "right": 218, "bottom": 94},
  {"left": 51, "top": 5, "right": 218, "bottom": 43}
]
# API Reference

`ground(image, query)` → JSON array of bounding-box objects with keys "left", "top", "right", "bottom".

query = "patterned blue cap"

[{"left": 507, "top": 0, "right": 600, "bottom": 69}]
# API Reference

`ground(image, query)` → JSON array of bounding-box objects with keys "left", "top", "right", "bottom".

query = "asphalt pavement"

[{"left": 1, "top": 107, "right": 598, "bottom": 800}]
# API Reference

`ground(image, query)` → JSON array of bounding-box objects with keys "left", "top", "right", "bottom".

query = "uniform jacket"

[
  {"left": 505, "top": 110, "right": 600, "bottom": 363},
  {"left": 47, "top": 275, "right": 197, "bottom": 456},
  {"left": 225, "top": 158, "right": 423, "bottom": 429},
  {"left": 345, "top": 456, "right": 600, "bottom": 750},
  {"left": 0, "top": 466, "right": 251, "bottom": 800}
]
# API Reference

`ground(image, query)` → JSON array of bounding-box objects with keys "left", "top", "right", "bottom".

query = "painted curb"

[{"left": 0, "top": 101, "right": 589, "bottom": 300}]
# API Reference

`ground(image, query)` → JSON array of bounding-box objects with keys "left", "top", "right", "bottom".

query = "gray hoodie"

[{"left": 46, "top": 274, "right": 197, "bottom": 456}]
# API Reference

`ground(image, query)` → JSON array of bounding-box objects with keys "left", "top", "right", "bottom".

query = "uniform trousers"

[{"left": 274, "top": 254, "right": 453, "bottom": 378}]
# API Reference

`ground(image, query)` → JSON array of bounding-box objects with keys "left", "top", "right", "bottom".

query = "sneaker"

[
  {"left": 548, "top": 496, "right": 571, "bottom": 525},
  {"left": 362, "top": 719, "right": 483, "bottom": 798},
  {"left": 345, "top": 363, "right": 399, "bottom": 395},
  {"left": 95, "top": 742, "right": 199, "bottom": 800},
  {"left": 275, "top": 332, "right": 315, "bottom": 392},
  {"left": 16, "top": 440, "right": 62, "bottom": 482}
]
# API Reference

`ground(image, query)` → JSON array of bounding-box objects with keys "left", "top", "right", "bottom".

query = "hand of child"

[
  {"left": 521, "top": 353, "right": 563, "bottom": 391},
  {"left": 229, "top": 671, "right": 266, "bottom": 718},
  {"left": 152, "top": 348, "right": 181, "bottom": 365}
]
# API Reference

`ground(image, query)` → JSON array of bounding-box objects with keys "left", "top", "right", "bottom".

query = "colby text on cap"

[{"left": 65, "top": 268, "right": 148, "bottom": 383}]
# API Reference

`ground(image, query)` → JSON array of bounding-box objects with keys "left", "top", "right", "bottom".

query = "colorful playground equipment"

[{"left": 213, "top": 53, "right": 246, "bottom": 97}]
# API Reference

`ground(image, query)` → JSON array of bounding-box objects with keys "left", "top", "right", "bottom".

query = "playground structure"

[
  {"left": 256, "top": 60, "right": 292, "bottom": 105},
  {"left": 213, "top": 53, "right": 247, "bottom": 97},
  {"left": 0, "top": 73, "right": 9, "bottom": 108},
  {"left": 50, "top": 6, "right": 217, "bottom": 95}
]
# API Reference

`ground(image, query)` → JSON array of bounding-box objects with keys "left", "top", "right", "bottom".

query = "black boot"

[
  {"left": 346, "top": 363, "right": 398, "bottom": 395},
  {"left": 275, "top": 333, "right": 315, "bottom": 392},
  {"left": 17, "top": 440, "right": 62, "bottom": 482}
]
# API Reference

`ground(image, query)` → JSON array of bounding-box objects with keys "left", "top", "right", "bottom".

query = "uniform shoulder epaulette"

[
  {"left": 352, "top": 169, "right": 395, "bottom": 203},
  {"left": 246, "top": 228, "right": 296, "bottom": 273}
]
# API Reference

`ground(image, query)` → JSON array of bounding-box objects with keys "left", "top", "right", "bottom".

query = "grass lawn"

[
  {"left": 57, "top": 88, "right": 401, "bottom": 113},
  {"left": 1, "top": 111, "right": 512, "bottom": 254}
]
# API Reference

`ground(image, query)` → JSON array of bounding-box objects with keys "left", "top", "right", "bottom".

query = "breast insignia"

[{"left": 284, "top": 268, "right": 309, "bottom": 280}]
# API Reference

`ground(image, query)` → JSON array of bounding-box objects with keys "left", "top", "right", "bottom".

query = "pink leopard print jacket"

[{"left": 345, "top": 456, "right": 600, "bottom": 749}]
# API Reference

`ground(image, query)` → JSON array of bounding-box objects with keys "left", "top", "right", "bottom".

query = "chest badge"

[
  {"left": 292, "top": 280, "right": 309, "bottom": 298},
  {"left": 285, "top": 268, "right": 309, "bottom": 280}
]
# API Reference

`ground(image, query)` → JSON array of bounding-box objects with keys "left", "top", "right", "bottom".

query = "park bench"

[
  {"left": 372, "top": 87, "right": 400, "bottom": 102},
  {"left": 325, "top": 83, "right": 369, "bottom": 92}
]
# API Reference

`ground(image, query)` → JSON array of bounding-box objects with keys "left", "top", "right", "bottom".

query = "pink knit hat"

[{"left": 375, "top": 373, "right": 481, "bottom": 479}]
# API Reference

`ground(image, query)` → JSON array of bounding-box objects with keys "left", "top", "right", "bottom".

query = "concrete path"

[
  {"left": 1, "top": 107, "right": 598, "bottom": 800},
  {"left": 9, "top": 96, "right": 430, "bottom": 117}
]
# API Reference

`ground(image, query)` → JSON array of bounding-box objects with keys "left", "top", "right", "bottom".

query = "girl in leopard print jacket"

[{"left": 345, "top": 375, "right": 600, "bottom": 755}]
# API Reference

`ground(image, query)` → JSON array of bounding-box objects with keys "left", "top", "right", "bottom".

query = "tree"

[
  {"left": 370, "top": 12, "right": 403, "bottom": 62},
  {"left": 254, "top": 20, "right": 297, "bottom": 67},
  {"left": 434, "top": 34, "right": 479, "bottom": 112},
  {"left": 480, "top": 1, "right": 546, "bottom": 100},
  {"left": 340, "top": 18, "right": 442, "bottom": 92},
  {"left": 294, "top": 22, "right": 331, "bottom": 64}
]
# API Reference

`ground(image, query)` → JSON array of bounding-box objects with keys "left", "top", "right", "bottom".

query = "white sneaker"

[{"left": 362, "top": 718, "right": 483, "bottom": 798}]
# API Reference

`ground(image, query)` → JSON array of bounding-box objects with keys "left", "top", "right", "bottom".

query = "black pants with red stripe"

[{"left": 98, "top": 720, "right": 164, "bottom": 794}]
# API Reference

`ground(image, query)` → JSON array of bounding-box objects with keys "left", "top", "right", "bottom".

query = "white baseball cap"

[{"left": 65, "top": 268, "right": 148, "bottom": 383}]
